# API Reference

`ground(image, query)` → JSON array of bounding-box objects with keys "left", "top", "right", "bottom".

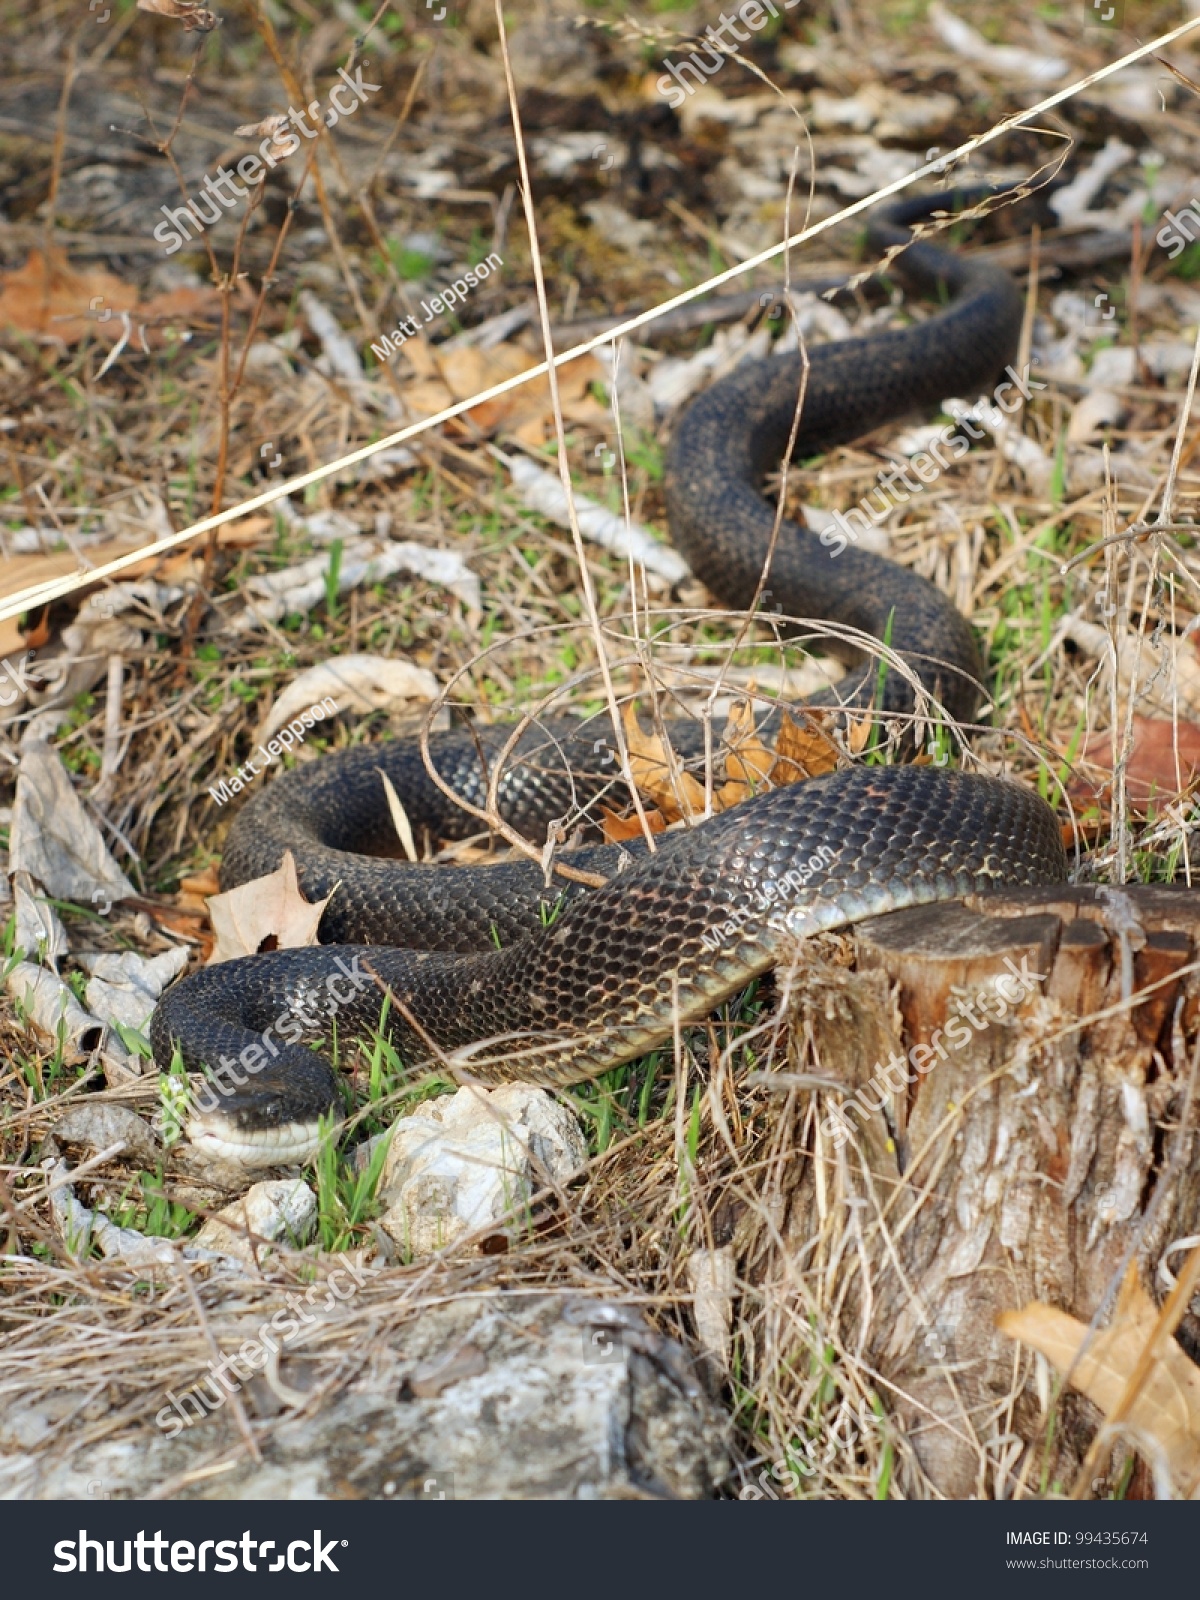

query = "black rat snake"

[{"left": 150, "top": 189, "right": 1069, "bottom": 1165}]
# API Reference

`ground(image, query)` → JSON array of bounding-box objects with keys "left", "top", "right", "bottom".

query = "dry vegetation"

[{"left": 3, "top": 0, "right": 1200, "bottom": 1501}]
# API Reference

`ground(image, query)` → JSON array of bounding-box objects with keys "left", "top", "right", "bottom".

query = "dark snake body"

[{"left": 151, "top": 190, "right": 1069, "bottom": 1163}]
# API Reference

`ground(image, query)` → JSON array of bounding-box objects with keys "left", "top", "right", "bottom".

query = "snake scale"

[{"left": 150, "top": 189, "right": 1069, "bottom": 1164}]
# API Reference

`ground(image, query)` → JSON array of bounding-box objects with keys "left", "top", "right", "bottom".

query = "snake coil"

[{"left": 151, "top": 189, "right": 1068, "bottom": 1165}]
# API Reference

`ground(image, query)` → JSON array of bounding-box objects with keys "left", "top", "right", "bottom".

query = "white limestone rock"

[
  {"left": 379, "top": 1083, "right": 587, "bottom": 1257},
  {"left": 193, "top": 1178, "right": 317, "bottom": 1264}
]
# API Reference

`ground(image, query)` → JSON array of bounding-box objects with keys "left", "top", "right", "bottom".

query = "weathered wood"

[{"left": 771, "top": 886, "right": 1200, "bottom": 1498}]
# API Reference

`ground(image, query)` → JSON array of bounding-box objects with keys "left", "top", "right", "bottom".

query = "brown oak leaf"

[
  {"left": 998, "top": 1266, "right": 1200, "bottom": 1498},
  {"left": 206, "top": 850, "right": 333, "bottom": 964}
]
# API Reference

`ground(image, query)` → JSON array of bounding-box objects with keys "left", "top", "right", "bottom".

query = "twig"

[{"left": 490, "top": 0, "right": 657, "bottom": 849}]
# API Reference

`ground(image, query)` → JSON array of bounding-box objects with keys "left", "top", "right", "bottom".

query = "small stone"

[
  {"left": 54, "top": 1104, "right": 161, "bottom": 1169},
  {"left": 379, "top": 1084, "right": 587, "bottom": 1257},
  {"left": 193, "top": 1179, "right": 317, "bottom": 1264}
]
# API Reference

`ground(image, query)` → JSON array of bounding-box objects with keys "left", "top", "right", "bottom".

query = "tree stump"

[{"left": 769, "top": 885, "right": 1200, "bottom": 1498}]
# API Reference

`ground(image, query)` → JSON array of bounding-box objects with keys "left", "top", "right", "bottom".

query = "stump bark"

[{"left": 774, "top": 885, "right": 1200, "bottom": 1498}]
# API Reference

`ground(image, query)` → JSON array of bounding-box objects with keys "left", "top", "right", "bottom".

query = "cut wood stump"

[{"left": 761, "top": 885, "right": 1200, "bottom": 1499}]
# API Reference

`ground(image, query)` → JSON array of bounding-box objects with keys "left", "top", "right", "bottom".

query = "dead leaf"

[
  {"left": 1063, "top": 616, "right": 1200, "bottom": 722},
  {"left": 377, "top": 767, "right": 419, "bottom": 863},
  {"left": 214, "top": 514, "right": 274, "bottom": 548},
  {"left": 206, "top": 850, "right": 333, "bottom": 963},
  {"left": 0, "top": 537, "right": 202, "bottom": 613},
  {"left": 773, "top": 708, "right": 841, "bottom": 780},
  {"left": 0, "top": 252, "right": 219, "bottom": 349},
  {"left": 136, "top": 0, "right": 219, "bottom": 30},
  {"left": 0, "top": 547, "right": 131, "bottom": 611},
  {"left": 234, "top": 114, "right": 287, "bottom": 139},
  {"left": 10, "top": 741, "right": 137, "bottom": 904},
  {"left": 686, "top": 1245, "right": 736, "bottom": 1375},
  {"left": 24, "top": 610, "right": 53, "bottom": 649},
  {"left": 722, "top": 696, "right": 774, "bottom": 794},
  {"left": 0, "top": 617, "right": 28, "bottom": 660},
  {"left": 80, "top": 947, "right": 190, "bottom": 1035},
  {"left": 234, "top": 113, "right": 292, "bottom": 167},
  {"left": 1071, "top": 716, "right": 1200, "bottom": 814},
  {"left": 720, "top": 702, "right": 839, "bottom": 807},
  {"left": 622, "top": 702, "right": 707, "bottom": 822},
  {"left": 846, "top": 712, "right": 876, "bottom": 755},
  {"left": 6, "top": 966, "right": 102, "bottom": 1062},
  {"left": 0, "top": 251, "right": 135, "bottom": 344},
  {"left": 141, "top": 900, "right": 210, "bottom": 953},
  {"left": 178, "top": 867, "right": 220, "bottom": 913},
  {"left": 402, "top": 340, "right": 606, "bottom": 446},
  {"left": 600, "top": 805, "right": 667, "bottom": 843},
  {"left": 607, "top": 698, "right": 843, "bottom": 828},
  {"left": 255, "top": 655, "right": 437, "bottom": 743},
  {"left": 137, "top": 284, "right": 223, "bottom": 327},
  {"left": 998, "top": 1268, "right": 1200, "bottom": 1498}
]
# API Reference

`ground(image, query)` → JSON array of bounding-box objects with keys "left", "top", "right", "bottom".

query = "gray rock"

[
  {"left": 2, "top": 1295, "right": 728, "bottom": 1500},
  {"left": 53, "top": 1104, "right": 162, "bottom": 1169}
]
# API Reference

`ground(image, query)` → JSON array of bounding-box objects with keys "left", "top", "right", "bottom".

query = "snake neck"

[{"left": 663, "top": 192, "right": 1025, "bottom": 725}]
